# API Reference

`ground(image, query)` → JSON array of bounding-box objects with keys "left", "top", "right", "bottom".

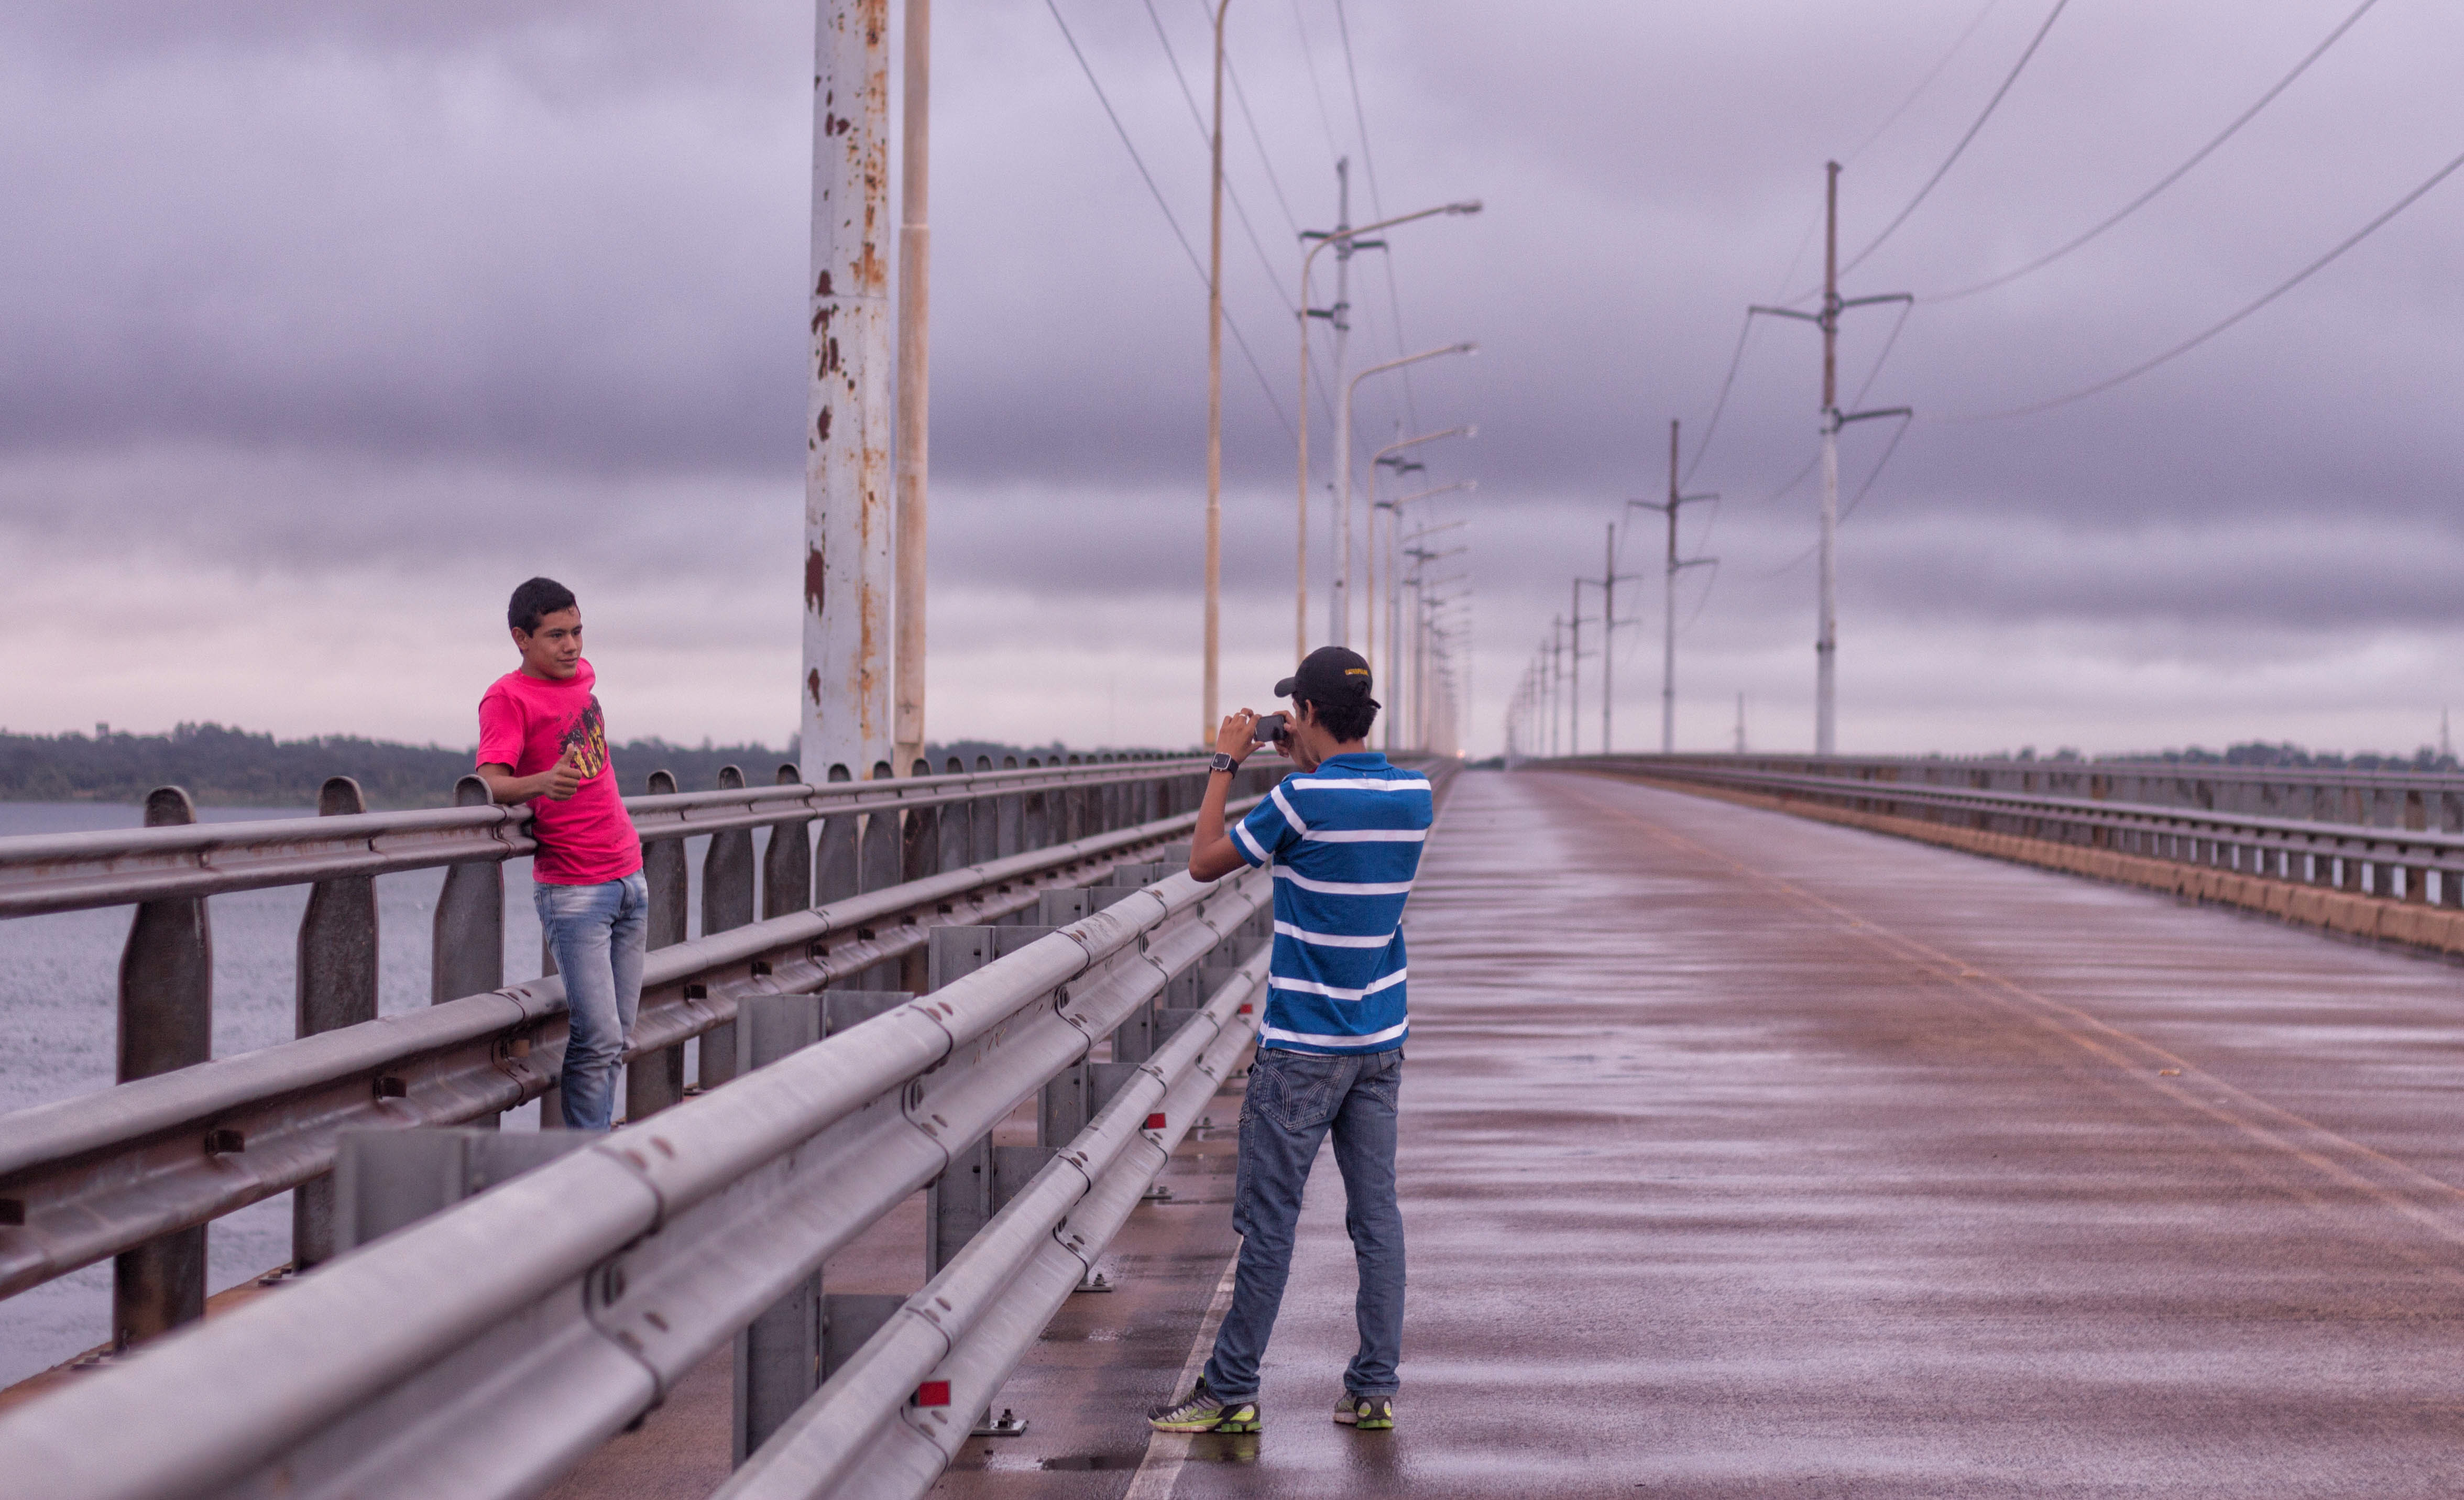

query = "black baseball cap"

[{"left": 1275, "top": 646, "right": 1376, "bottom": 707}]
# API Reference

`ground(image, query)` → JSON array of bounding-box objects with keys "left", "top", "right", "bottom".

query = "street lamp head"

[
  {"left": 1448, "top": 200, "right": 1483, "bottom": 216},
  {"left": 1453, "top": 342, "right": 1477, "bottom": 355}
]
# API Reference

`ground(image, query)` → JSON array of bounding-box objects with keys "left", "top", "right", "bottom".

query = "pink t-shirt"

[{"left": 476, "top": 660, "right": 642, "bottom": 886}]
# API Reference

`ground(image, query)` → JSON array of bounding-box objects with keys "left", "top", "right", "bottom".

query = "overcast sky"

[{"left": 4, "top": 0, "right": 2460, "bottom": 760}]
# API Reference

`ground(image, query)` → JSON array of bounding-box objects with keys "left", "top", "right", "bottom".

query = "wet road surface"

[{"left": 947, "top": 768, "right": 2464, "bottom": 1498}]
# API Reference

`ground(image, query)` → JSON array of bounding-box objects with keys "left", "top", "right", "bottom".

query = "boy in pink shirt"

[{"left": 475, "top": 577, "right": 646, "bottom": 1130}]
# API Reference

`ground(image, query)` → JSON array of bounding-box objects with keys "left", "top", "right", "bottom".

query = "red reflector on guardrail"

[
  {"left": 914, "top": 1380, "right": 951, "bottom": 1407},
  {"left": 1144, "top": 1112, "right": 1167, "bottom": 1130},
  {"left": 1236, "top": 1003, "right": 1253, "bottom": 1015}
]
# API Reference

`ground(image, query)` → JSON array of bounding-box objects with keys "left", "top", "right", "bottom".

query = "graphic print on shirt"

[{"left": 558, "top": 697, "right": 610, "bottom": 780}]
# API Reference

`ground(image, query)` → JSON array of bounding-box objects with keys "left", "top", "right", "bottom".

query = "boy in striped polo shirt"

[{"left": 1148, "top": 646, "right": 1434, "bottom": 1437}]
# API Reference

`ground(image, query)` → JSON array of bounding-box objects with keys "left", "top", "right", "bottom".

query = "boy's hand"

[
  {"left": 544, "top": 748, "right": 584, "bottom": 801},
  {"left": 1214, "top": 709, "right": 1257, "bottom": 761}
]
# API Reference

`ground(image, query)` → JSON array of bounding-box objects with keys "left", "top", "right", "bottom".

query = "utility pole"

[
  {"left": 1548, "top": 619, "right": 1564, "bottom": 758},
  {"left": 1749, "top": 163, "right": 1910, "bottom": 756},
  {"left": 804, "top": 0, "right": 893, "bottom": 786},
  {"left": 1734, "top": 692, "right": 1747, "bottom": 753},
  {"left": 1568, "top": 581, "right": 1590, "bottom": 757},
  {"left": 1586, "top": 525, "right": 1640, "bottom": 753},
  {"left": 1201, "top": 0, "right": 1231, "bottom": 741},
  {"left": 891, "top": 0, "right": 931, "bottom": 778},
  {"left": 1625, "top": 419, "right": 1716, "bottom": 754}
]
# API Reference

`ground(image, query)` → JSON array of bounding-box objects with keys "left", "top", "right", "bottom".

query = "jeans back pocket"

[{"left": 1252, "top": 1050, "right": 1348, "bottom": 1133}]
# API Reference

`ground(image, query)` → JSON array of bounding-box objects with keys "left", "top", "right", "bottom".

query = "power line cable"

[
  {"left": 1842, "top": 0, "right": 2008, "bottom": 165},
  {"left": 1334, "top": 0, "right": 1426, "bottom": 435},
  {"left": 1758, "top": 412, "right": 1915, "bottom": 575},
  {"left": 1834, "top": 0, "right": 2071, "bottom": 282},
  {"left": 1206, "top": 3, "right": 1302, "bottom": 237},
  {"left": 1943, "top": 141, "right": 2464, "bottom": 421},
  {"left": 1929, "top": 0, "right": 2384, "bottom": 303},
  {"left": 1287, "top": 0, "right": 1348, "bottom": 168},
  {"left": 1680, "top": 312, "right": 1758, "bottom": 487},
  {"left": 1693, "top": 3, "right": 1992, "bottom": 481},
  {"left": 1140, "top": 0, "right": 1295, "bottom": 313},
  {"left": 1045, "top": 0, "right": 1296, "bottom": 440}
]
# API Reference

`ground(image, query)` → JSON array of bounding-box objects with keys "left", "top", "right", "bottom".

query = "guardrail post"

[
  {"left": 939, "top": 757, "right": 970, "bottom": 873},
  {"left": 972, "top": 755, "right": 996, "bottom": 863},
  {"left": 1022, "top": 758, "right": 1048, "bottom": 849},
  {"left": 114, "top": 785, "right": 211, "bottom": 1348},
  {"left": 293, "top": 776, "right": 378, "bottom": 1270},
  {"left": 431, "top": 775, "right": 503, "bottom": 1006},
  {"left": 698, "top": 765, "right": 757, "bottom": 1092},
  {"left": 631, "top": 769, "right": 689, "bottom": 1122},
  {"left": 897, "top": 758, "right": 940, "bottom": 991},
  {"left": 332, "top": 1129, "right": 589, "bottom": 1254},
  {"left": 764, "top": 763, "right": 814, "bottom": 919},
  {"left": 998, "top": 754, "right": 1024, "bottom": 857},
  {"left": 731, "top": 991, "right": 828, "bottom": 1464},
  {"left": 860, "top": 760, "right": 901, "bottom": 893},
  {"left": 816, "top": 762, "right": 858, "bottom": 902},
  {"left": 857, "top": 761, "right": 902, "bottom": 988}
]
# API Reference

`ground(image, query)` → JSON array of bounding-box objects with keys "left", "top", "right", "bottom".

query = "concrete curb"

[{"left": 1591, "top": 771, "right": 2464, "bottom": 962}]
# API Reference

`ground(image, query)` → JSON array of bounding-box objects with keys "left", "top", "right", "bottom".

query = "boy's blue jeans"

[
  {"left": 533, "top": 871, "right": 649, "bottom": 1132},
  {"left": 1201, "top": 1044, "right": 1405, "bottom": 1404}
]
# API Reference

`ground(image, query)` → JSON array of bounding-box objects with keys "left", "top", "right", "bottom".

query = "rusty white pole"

[
  {"left": 1203, "top": 0, "right": 1230, "bottom": 742},
  {"left": 892, "top": 0, "right": 931, "bottom": 776},
  {"left": 803, "top": 0, "right": 893, "bottom": 785}
]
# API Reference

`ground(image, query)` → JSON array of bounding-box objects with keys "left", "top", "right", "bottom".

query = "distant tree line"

[{"left": 0, "top": 724, "right": 1187, "bottom": 808}]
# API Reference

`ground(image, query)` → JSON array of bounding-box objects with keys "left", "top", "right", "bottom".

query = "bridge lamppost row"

[
  {"left": 1295, "top": 198, "right": 1480, "bottom": 662},
  {"left": 1364, "top": 425, "right": 1472, "bottom": 705},
  {"left": 1377, "top": 478, "right": 1476, "bottom": 750},
  {"left": 1338, "top": 343, "right": 1474, "bottom": 649}
]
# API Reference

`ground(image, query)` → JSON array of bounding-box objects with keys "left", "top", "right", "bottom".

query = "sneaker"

[
  {"left": 1334, "top": 1392, "right": 1394, "bottom": 1430},
  {"left": 1147, "top": 1379, "right": 1263, "bottom": 1433}
]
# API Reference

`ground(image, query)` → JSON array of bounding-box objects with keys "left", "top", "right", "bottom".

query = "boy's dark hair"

[
  {"left": 508, "top": 577, "right": 577, "bottom": 634},
  {"left": 1302, "top": 694, "right": 1378, "bottom": 744}
]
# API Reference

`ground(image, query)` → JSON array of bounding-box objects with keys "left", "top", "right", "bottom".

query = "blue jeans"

[
  {"left": 1202, "top": 1045, "right": 1405, "bottom": 1403},
  {"left": 534, "top": 871, "right": 648, "bottom": 1132}
]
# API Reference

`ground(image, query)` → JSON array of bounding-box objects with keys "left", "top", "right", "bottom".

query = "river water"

[{"left": 0, "top": 802, "right": 730, "bottom": 1386}]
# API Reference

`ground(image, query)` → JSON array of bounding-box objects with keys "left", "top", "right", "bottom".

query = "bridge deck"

[{"left": 944, "top": 767, "right": 2464, "bottom": 1497}]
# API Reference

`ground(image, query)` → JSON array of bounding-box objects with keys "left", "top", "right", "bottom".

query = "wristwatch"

[{"left": 1210, "top": 752, "right": 1239, "bottom": 773}]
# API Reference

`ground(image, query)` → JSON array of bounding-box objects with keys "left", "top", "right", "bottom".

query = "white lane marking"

[{"left": 1122, "top": 1247, "right": 1245, "bottom": 1500}]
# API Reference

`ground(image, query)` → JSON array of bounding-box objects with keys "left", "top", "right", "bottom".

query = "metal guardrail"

[
  {"left": 0, "top": 859, "right": 1273, "bottom": 1500},
  {"left": 0, "top": 752, "right": 1271, "bottom": 1354},
  {"left": 1559, "top": 755, "right": 2464, "bottom": 905},
  {"left": 1621, "top": 751, "right": 2464, "bottom": 831},
  {"left": 0, "top": 755, "right": 1213, "bottom": 918}
]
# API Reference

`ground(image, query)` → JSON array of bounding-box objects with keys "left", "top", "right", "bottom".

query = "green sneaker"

[
  {"left": 1147, "top": 1379, "right": 1263, "bottom": 1433},
  {"left": 1334, "top": 1393, "right": 1394, "bottom": 1430}
]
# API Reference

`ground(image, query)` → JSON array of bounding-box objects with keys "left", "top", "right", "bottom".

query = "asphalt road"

[{"left": 941, "top": 767, "right": 2464, "bottom": 1498}]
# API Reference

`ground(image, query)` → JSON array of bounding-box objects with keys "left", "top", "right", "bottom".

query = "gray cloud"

[{"left": 5, "top": 0, "right": 2462, "bottom": 754}]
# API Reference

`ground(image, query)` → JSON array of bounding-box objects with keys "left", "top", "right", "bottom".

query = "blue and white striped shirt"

[{"left": 1233, "top": 752, "right": 1433, "bottom": 1055}]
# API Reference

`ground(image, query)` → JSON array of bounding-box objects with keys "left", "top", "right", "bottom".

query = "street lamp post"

[
  {"left": 1339, "top": 344, "right": 1474, "bottom": 649},
  {"left": 1296, "top": 199, "right": 1479, "bottom": 662},
  {"left": 1364, "top": 424, "right": 1471, "bottom": 699},
  {"left": 1375, "top": 477, "right": 1474, "bottom": 748}
]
